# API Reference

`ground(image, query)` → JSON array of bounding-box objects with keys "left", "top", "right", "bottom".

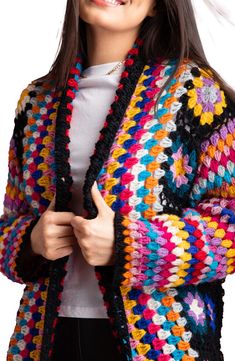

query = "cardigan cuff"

[{"left": 15, "top": 216, "right": 52, "bottom": 282}]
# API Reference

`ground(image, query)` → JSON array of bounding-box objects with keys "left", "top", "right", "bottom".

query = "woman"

[{"left": 1, "top": 0, "right": 235, "bottom": 360}]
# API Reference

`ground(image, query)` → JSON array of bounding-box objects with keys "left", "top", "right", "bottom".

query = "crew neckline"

[{"left": 81, "top": 61, "right": 125, "bottom": 78}]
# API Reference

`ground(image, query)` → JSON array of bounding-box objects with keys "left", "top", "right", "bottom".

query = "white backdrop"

[{"left": 0, "top": 1, "right": 235, "bottom": 360}]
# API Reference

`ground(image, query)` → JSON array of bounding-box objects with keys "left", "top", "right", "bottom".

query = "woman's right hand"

[{"left": 30, "top": 194, "right": 78, "bottom": 261}]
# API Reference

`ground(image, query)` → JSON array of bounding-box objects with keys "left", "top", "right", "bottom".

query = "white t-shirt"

[{"left": 58, "top": 61, "right": 125, "bottom": 318}]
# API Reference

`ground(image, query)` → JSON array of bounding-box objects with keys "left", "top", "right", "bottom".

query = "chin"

[
  {"left": 79, "top": 0, "right": 147, "bottom": 34},
  {"left": 79, "top": 12, "right": 126, "bottom": 32}
]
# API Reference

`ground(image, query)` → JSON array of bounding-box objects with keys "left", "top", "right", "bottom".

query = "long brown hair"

[{"left": 34, "top": 0, "right": 235, "bottom": 102}]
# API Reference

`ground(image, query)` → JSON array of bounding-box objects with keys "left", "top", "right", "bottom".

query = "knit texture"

[{"left": 1, "top": 38, "right": 235, "bottom": 361}]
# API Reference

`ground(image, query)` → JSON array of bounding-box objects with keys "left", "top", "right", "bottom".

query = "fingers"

[
  {"left": 46, "top": 211, "right": 77, "bottom": 225},
  {"left": 47, "top": 195, "right": 76, "bottom": 224},
  {"left": 55, "top": 225, "right": 77, "bottom": 237},
  {"left": 47, "top": 194, "right": 56, "bottom": 211},
  {"left": 55, "top": 237, "right": 77, "bottom": 246},
  {"left": 51, "top": 246, "right": 74, "bottom": 260},
  {"left": 57, "top": 234, "right": 77, "bottom": 241},
  {"left": 91, "top": 181, "right": 115, "bottom": 219},
  {"left": 43, "top": 237, "right": 77, "bottom": 259},
  {"left": 90, "top": 182, "right": 109, "bottom": 217}
]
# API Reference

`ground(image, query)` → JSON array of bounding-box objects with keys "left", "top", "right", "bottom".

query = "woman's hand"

[
  {"left": 70, "top": 181, "right": 115, "bottom": 266},
  {"left": 30, "top": 195, "right": 78, "bottom": 261}
]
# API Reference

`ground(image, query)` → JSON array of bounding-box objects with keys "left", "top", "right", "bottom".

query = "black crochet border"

[
  {"left": 112, "top": 211, "right": 127, "bottom": 287},
  {"left": 40, "top": 42, "right": 146, "bottom": 361}
]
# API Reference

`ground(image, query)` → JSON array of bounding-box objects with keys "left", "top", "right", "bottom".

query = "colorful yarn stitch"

[
  {"left": 1, "top": 39, "right": 235, "bottom": 361},
  {"left": 112, "top": 72, "right": 235, "bottom": 289}
]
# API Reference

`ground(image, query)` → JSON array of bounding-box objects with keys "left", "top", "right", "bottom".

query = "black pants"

[{"left": 51, "top": 316, "right": 122, "bottom": 361}]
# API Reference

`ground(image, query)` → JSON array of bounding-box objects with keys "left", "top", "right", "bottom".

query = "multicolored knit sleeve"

[
  {"left": 113, "top": 64, "right": 235, "bottom": 289},
  {"left": 0, "top": 84, "right": 52, "bottom": 284}
]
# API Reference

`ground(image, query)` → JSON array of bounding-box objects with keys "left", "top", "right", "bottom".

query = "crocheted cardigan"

[{"left": 1, "top": 39, "right": 235, "bottom": 361}]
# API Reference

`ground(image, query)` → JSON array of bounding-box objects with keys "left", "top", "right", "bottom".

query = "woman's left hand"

[{"left": 70, "top": 181, "right": 115, "bottom": 266}]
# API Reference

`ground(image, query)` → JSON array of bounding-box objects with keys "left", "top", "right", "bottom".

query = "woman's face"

[{"left": 79, "top": 0, "right": 156, "bottom": 33}]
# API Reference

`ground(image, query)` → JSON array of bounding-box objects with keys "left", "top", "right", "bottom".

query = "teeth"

[{"left": 104, "top": 0, "right": 122, "bottom": 5}]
